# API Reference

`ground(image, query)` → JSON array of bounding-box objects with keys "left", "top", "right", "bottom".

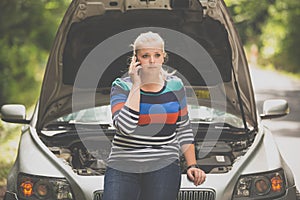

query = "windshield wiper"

[
  {"left": 43, "top": 121, "right": 76, "bottom": 131},
  {"left": 212, "top": 123, "right": 247, "bottom": 132},
  {"left": 193, "top": 122, "right": 247, "bottom": 131},
  {"left": 43, "top": 121, "right": 114, "bottom": 131}
]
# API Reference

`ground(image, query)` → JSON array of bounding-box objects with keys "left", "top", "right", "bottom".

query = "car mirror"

[
  {"left": 0, "top": 104, "right": 30, "bottom": 124},
  {"left": 260, "top": 99, "right": 289, "bottom": 120}
]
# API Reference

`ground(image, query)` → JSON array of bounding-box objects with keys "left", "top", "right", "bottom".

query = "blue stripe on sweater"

[{"left": 139, "top": 102, "right": 180, "bottom": 114}]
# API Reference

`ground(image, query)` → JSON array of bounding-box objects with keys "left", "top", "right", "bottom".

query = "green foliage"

[
  {"left": 0, "top": 123, "right": 22, "bottom": 182},
  {"left": 225, "top": 0, "right": 300, "bottom": 73},
  {"left": 225, "top": 0, "right": 275, "bottom": 44},
  {"left": 0, "top": 0, "right": 69, "bottom": 107},
  {"left": 276, "top": 0, "right": 300, "bottom": 72}
]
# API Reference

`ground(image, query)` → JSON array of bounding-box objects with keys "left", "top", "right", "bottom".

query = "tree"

[
  {"left": 225, "top": 0, "right": 300, "bottom": 73},
  {"left": 274, "top": 0, "right": 300, "bottom": 72},
  {"left": 0, "top": 0, "right": 69, "bottom": 107}
]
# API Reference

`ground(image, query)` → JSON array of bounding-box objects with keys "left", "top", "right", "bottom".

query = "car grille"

[
  {"left": 178, "top": 189, "right": 215, "bottom": 200},
  {"left": 93, "top": 191, "right": 103, "bottom": 200},
  {"left": 93, "top": 189, "right": 215, "bottom": 200}
]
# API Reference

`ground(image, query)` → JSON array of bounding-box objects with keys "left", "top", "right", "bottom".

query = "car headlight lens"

[
  {"left": 233, "top": 169, "right": 286, "bottom": 199},
  {"left": 18, "top": 173, "right": 74, "bottom": 200}
]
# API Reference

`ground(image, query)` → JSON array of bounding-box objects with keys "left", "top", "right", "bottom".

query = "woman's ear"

[
  {"left": 134, "top": 51, "right": 139, "bottom": 61},
  {"left": 163, "top": 52, "right": 168, "bottom": 63}
]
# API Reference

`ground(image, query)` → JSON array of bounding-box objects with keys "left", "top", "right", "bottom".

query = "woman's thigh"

[
  {"left": 139, "top": 160, "right": 181, "bottom": 200},
  {"left": 103, "top": 167, "right": 141, "bottom": 200}
]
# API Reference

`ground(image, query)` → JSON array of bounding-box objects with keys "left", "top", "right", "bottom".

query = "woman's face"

[{"left": 136, "top": 48, "right": 164, "bottom": 72}]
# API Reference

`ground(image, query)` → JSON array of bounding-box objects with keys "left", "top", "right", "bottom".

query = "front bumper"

[{"left": 4, "top": 187, "right": 299, "bottom": 200}]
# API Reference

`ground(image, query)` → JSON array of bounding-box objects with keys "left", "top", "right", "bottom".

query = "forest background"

[{"left": 0, "top": 0, "right": 299, "bottom": 186}]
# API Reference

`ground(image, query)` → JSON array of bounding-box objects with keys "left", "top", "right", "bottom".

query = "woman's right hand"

[{"left": 128, "top": 56, "right": 142, "bottom": 86}]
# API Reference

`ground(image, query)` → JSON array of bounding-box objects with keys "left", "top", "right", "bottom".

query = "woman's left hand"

[{"left": 187, "top": 167, "right": 206, "bottom": 186}]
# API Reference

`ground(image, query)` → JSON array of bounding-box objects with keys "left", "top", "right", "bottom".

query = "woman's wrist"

[
  {"left": 186, "top": 164, "right": 200, "bottom": 170},
  {"left": 131, "top": 83, "right": 141, "bottom": 89}
]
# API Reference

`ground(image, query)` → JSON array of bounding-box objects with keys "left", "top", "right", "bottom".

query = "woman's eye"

[
  {"left": 155, "top": 53, "right": 161, "bottom": 58},
  {"left": 141, "top": 53, "right": 161, "bottom": 59}
]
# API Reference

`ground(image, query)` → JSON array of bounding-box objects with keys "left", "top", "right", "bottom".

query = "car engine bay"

[{"left": 41, "top": 127, "right": 255, "bottom": 176}]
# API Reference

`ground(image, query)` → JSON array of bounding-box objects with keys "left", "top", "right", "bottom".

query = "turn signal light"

[
  {"left": 271, "top": 174, "right": 284, "bottom": 192},
  {"left": 20, "top": 180, "right": 33, "bottom": 197}
]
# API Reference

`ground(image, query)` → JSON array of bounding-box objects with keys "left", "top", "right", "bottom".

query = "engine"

[{"left": 47, "top": 137, "right": 251, "bottom": 175}]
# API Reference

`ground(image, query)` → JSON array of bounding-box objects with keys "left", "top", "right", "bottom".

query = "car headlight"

[
  {"left": 233, "top": 168, "right": 286, "bottom": 199},
  {"left": 18, "top": 173, "right": 75, "bottom": 200}
]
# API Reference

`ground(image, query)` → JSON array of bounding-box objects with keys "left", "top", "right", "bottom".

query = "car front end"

[{"left": 1, "top": 0, "right": 299, "bottom": 199}]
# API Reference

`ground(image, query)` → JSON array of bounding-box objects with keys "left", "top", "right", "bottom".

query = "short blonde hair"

[{"left": 131, "top": 31, "right": 165, "bottom": 54}]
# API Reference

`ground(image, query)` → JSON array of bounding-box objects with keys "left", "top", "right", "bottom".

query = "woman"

[{"left": 103, "top": 31, "right": 206, "bottom": 200}]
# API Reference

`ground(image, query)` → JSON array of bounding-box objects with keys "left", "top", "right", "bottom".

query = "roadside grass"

[{"left": 0, "top": 123, "right": 22, "bottom": 187}]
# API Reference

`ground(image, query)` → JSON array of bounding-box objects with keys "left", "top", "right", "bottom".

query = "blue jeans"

[{"left": 103, "top": 160, "right": 181, "bottom": 200}]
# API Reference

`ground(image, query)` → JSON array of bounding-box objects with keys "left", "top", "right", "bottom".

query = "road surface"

[{"left": 250, "top": 65, "right": 300, "bottom": 189}]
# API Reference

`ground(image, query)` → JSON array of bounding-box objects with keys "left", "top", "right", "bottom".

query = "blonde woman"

[{"left": 103, "top": 31, "right": 206, "bottom": 200}]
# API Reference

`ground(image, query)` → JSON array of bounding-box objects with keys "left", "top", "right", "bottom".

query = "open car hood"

[{"left": 37, "top": 0, "right": 257, "bottom": 130}]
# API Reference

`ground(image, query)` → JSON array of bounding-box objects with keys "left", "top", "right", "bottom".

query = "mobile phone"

[
  {"left": 134, "top": 51, "right": 139, "bottom": 62},
  {"left": 134, "top": 54, "right": 141, "bottom": 75}
]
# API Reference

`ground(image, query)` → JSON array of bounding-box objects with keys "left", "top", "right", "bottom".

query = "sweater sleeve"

[
  {"left": 110, "top": 78, "right": 139, "bottom": 135},
  {"left": 175, "top": 83, "right": 195, "bottom": 147}
]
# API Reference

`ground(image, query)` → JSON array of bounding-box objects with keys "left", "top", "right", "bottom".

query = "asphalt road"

[{"left": 250, "top": 65, "right": 300, "bottom": 189}]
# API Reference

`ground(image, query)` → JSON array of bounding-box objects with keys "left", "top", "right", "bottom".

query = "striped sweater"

[{"left": 108, "top": 76, "right": 194, "bottom": 165}]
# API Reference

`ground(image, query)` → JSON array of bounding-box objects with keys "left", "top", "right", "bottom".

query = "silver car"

[{"left": 1, "top": 0, "right": 299, "bottom": 199}]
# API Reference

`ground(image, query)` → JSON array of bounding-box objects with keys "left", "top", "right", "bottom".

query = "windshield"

[
  {"left": 188, "top": 105, "right": 245, "bottom": 128},
  {"left": 56, "top": 105, "right": 112, "bottom": 125},
  {"left": 52, "top": 104, "right": 245, "bottom": 129}
]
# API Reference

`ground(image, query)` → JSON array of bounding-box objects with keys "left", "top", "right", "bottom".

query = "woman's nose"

[{"left": 149, "top": 56, "right": 155, "bottom": 63}]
